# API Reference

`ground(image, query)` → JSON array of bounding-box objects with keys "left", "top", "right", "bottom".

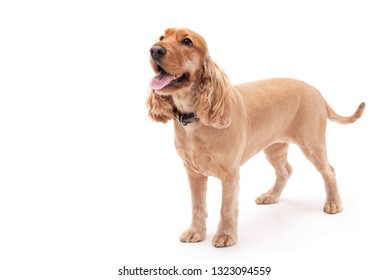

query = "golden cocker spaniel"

[{"left": 146, "top": 27, "right": 365, "bottom": 247}]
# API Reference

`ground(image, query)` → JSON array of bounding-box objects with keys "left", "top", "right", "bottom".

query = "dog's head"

[
  {"left": 147, "top": 28, "right": 231, "bottom": 128},
  {"left": 149, "top": 28, "right": 208, "bottom": 95}
]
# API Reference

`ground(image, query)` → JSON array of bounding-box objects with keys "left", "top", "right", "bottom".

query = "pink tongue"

[{"left": 149, "top": 72, "right": 176, "bottom": 90}]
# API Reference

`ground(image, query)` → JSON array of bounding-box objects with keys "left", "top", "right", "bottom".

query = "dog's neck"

[
  {"left": 172, "top": 90, "right": 195, "bottom": 114},
  {"left": 171, "top": 90, "right": 198, "bottom": 126}
]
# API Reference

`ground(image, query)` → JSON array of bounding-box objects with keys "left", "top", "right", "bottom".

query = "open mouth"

[{"left": 149, "top": 65, "right": 189, "bottom": 90}]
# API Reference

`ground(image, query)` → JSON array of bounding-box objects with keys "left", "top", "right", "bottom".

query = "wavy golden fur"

[{"left": 146, "top": 27, "right": 365, "bottom": 247}]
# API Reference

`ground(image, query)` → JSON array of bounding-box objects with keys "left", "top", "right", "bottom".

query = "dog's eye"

[
  {"left": 182, "top": 38, "right": 193, "bottom": 46},
  {"left": 159, "top": 36, "right": 165, "bottom": 41}
]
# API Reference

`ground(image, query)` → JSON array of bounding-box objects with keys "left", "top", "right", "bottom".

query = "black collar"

[{"left": 173, "top": 107, "right": 198, "bottom": 126}]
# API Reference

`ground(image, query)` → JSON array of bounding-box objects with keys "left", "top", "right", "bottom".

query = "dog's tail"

[{"left": 326, "top": 101, "right": 366, "bottom": 124}]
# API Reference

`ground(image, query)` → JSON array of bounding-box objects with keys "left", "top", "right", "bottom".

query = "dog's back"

[{"left": 235, "top": 78, "right": 323, "bottom": 159}]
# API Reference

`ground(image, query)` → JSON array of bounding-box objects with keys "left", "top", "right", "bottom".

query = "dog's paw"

[
  {"left": 212, "top": 234, "right": 236, "bottom": 248},
  {"left": 179, "top": 228, "right": 206, "bottom": 243},
  {"left": 323, "top": 200, "right": 343, "bottom": 214},
  {"left": 255, "top": 192, "right": 279, "bottom": 204}
]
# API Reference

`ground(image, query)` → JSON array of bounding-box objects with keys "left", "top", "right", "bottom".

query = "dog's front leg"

[
  {"left": 213, "top": 171, "right": 240, "bottom": 248},
  {"left": 179, "top": 168, "right": 208, "bottom": 243}
]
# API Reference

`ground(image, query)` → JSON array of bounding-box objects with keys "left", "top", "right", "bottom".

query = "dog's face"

[{"left": 149, "top": 28, "right": 208, "bottom": 95}]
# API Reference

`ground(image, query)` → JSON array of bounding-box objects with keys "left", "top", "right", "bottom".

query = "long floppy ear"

[
  {"left": 146, "top": 90, "right": 174, "bottom": 123},
  {"left": 194, "top": 57, "right": 232, "bottom": 129}
]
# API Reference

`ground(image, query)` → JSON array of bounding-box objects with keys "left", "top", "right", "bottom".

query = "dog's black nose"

[{"left": 150, "top": 45, "right": 166, "bottom": 60}]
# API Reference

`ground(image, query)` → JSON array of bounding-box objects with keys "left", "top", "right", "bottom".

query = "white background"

[{"left": 1, "top": 0, "right": 388, "bottom": 279}]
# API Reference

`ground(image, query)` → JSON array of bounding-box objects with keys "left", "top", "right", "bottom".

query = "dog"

[{"left": 146, "top": 27, "right": 365, "bottom": 247}]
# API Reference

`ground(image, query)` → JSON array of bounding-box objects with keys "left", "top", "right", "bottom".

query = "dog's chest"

[{"left": 174, "top": 126, "right": 216, "bottom": 176}]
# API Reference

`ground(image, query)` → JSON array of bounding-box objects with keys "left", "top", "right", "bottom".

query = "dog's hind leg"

[
  {"left": 298, "top": 140, "right": 342, "bottom": 214},
  {"left": 256, "top": 143, "right": 293, "bottom": 204}
]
